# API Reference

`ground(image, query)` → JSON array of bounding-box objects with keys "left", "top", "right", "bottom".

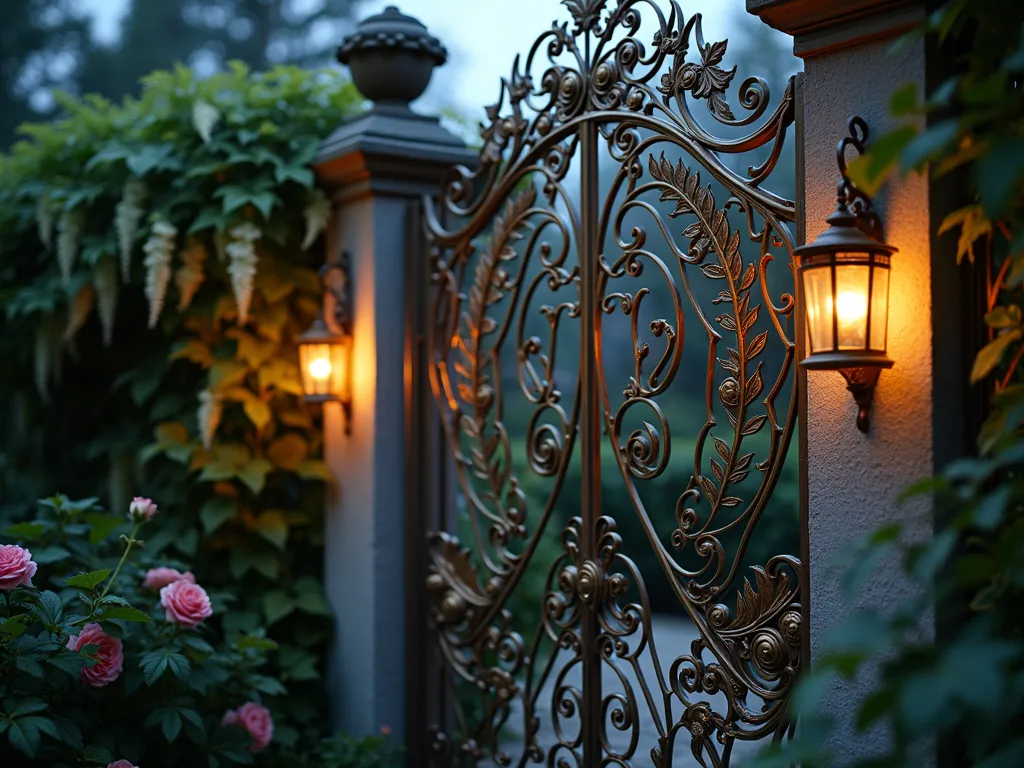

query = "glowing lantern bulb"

[
  {"left": 835, "top": 290, "right": 867, "bottom": 326},
  {"left": 309, "top": 357, "right": 333, "bottom": 381}
]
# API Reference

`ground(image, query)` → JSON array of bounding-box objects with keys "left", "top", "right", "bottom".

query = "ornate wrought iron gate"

[{"left": 422, "top": 2, "right": 802, "bottom": 765}]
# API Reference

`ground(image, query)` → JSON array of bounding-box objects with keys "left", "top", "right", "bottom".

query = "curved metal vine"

[{"left": 423, "top": 1, "right": 801, "bottom": 765}]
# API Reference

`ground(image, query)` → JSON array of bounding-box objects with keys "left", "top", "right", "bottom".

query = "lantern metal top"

[
  {"left": 794, "top": 210, "right": 898, "bottom": 261},
  {"left": 795, "top": 115, "right": 897, "bottom": 262},
  {"left": 297, "top": 315, "right": 343, "bottom": 345}
]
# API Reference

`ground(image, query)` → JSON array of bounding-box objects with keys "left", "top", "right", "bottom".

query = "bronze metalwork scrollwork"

[{"left": 423, "top": 1, "right": 801, "bottom": 765}]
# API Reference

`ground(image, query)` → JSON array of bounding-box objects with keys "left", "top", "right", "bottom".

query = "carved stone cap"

[
  {"left": 337, "top": 5, "right": 447, "bottom": 107},
  {"left": 337, "top": 5, "right": 447, "bottom": 66}
]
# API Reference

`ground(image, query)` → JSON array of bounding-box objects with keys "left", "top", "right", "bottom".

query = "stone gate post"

[
  {"left": 312, "top": 5, "right": 475, "bottom": 745},
  {"left": 747, "top": 1, "right": 976, "bottom": 763}
]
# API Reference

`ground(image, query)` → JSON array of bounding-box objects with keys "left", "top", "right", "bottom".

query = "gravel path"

[{"left": 478, "top": 614, "right": 770, "bottom": 767}]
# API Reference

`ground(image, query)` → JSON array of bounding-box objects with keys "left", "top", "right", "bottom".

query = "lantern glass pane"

[
  {"left": 300, "top": 342, "right": 338, "bottom": 398},
  {"left": 802, "top": 265, "right": 834, "bottom": 353},
  {"left": 869, "top": 264, "right": 889, "bottom": 351},
  {"left": 329, "top": 337, "right": 350, "bottom": 400},
  {"left": 835, "top": 260, "right": 870, "bottom": 350}
]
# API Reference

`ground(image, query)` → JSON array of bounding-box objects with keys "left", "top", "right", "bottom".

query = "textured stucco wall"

[
  {"left": 802, "top": 36, "right": 933, "bottom": 761},
  {"left": 323, "top": 193, "right": 408, "bottom": 739}
]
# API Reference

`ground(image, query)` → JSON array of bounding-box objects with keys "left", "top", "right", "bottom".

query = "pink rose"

[
  {"left": 66, "top": 623, "right": 123, "bottom": 687},
  {"left": 108, "top": 761, "right": 138, "bottom": 768},
  {"left": 222, "top": 701, "right": 273, "bottom": 752},
  {"left": 0, "top": 545, "right": 37, "bottom": 589},
  {"left": 129, "top": 496, "right": 158, "bottom": 521},
  {"left": 160, "top": 579, "right": 212, "bottom": 627},
  {"left": 142, "top": 567, "right": 195, "bottom": 591}
]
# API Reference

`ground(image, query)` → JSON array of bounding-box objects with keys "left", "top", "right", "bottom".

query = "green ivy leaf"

[
  {"left": 200, "top": 497, "right": 237, "bottom": 534},
  {"left": 254, "top": 511, "right": 288, "bottom": 550},
  {"left": 51, "top": 716, "right": 83, "bottom": 748},
  {"left": 31, "top": 545, "right": 71, "bottom": 564},
  {"left": 8, "top": 717, "right": 46, "bottom": 756},
  {"left": 273, "top": 164, "right": 315, "bottom": 188},
  {"left": 295, "top": 589, "right": 333, "bottom": 618},
  {"left": 181, "top": 634, "right": 214, "bottom": 654},
  {"left": 2, "top": 522, "right": 46, "bottom": 541},
  {"left": 889, "top": 82, "right": 918, "bottom": 116},
  {"left": 977, "top": 137, "right": 1024, "bottom": 217},
  {"left": 296, "top": 459, "right": 333, "bottom": 483},
  {"left": 46, "top": 651, "right": 88, "bottom": 677},
  {"left": 188, "top": 206, "right": 229, "bottom": 234},
  {"left": 126, "top": 143, "right": 181, "bottom": 176},
  {"left": 0, "top": 616, "right": 28, "bottom": 638},
  {"left": 15, "top": 656, "right": 44, "bottom": 678},
  {"left": 34, "top": 591, "right": 64, "bottom": 626},
  {"left": 66, "top": 569, "right": 112, "bottom": 591},
  {"left": 140, "top": 651, "right": 169, "bottom": 685},
  {"left": 82, "top": 745, "right": 115, "bottom": 764},
  {"left": 263, "top": 589, "right": 296, "bottom": 625},
  {"left": 846, "top": 124, "right": 917, "bottom": 196},
  {"left": 101, "top": 604, "right": 152, "bottom": 623},
  {"left": 237, "top": 634, "right": 278, "bottom": 652}
]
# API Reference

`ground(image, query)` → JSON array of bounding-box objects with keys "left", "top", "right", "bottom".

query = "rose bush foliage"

[
  {"left": 0, "top": 494, "right": 290, "bottom": 766},
  {"left": 0, "top": 64, "right": 369, "bottom": 762}
]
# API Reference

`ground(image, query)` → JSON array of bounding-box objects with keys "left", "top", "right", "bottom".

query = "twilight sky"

[{"left": 76, "top": 0, "right": 751, "bottom": 123}]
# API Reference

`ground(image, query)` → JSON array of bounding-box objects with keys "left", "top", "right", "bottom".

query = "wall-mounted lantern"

[
  {"left": 795, "top": 116, "right": 896, "bottom": 433},
  {"left": 298, "top": 252, "right": 353, "bottom": 434}
]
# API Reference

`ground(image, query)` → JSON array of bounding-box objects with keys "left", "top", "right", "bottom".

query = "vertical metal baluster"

[{"left": 578, "top": 42, "right": 603, "bottom": 760}]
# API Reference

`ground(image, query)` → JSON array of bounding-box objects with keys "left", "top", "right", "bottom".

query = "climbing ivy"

[{"left": 0, "top": 63, "right": 363, "bottom": 763}]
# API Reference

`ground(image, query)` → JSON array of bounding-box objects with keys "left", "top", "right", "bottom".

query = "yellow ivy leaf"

[
  {"left": 254, "top": 269, "right": 294, "bottom": 305},
  {"left": 296, "top": 460, "right": 333, "bottom": 483},
  {"left": 227, "top": 328, "right": 278, "bottom": 369},
  {"left": 938, "top": 205, "right": 992, "bottom": 264},
  {"left": 208, "top": 360, "right": 248, "bottom": 390},
  {"left": 169, "top": 340, "right": 213, "bottom": 367},
  {"left": 253, "top": 510, "right": 288, "bottom": 549},
  {"left": 238, "top": 459, "right": 273, "bottom": 494},
  {"left": 253, "top": 302, "right": 289, "bottom": 342},
  {"left": 243, "top": 398, "right": 273, "bottom": 430},
  {"left": 155, "top": 422, "right": 189, "bottom": 446},
  {"left": 971, "top": 330, "right": 1021, "bottom": 383},
  {"left": 277, "top": 408, "right": 313, "bottom": 429},
  {"left": 268, "top": 434, "right": 309, "bottom": 471},
  {"left": 219, "top": 386, "right": 255, "bottom": 402},
  {"left": 258, "top": 358, "right": 303, "bottom": 395}
]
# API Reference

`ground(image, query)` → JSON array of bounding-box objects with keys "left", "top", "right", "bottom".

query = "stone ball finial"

[{"left": 337, "top": 5, "right": 448, "bottom": 108}]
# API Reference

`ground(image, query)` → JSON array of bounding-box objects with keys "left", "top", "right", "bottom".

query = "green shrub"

[
  {"left": 0, "top": 63, "right": 363, "bottom": 762},
  {"left": 0, "top": 494, "right": 281, "bottom": 765}
]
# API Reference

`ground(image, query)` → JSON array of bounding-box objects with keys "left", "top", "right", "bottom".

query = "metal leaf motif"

[
  {"left": 728, "top": 566, "right": 791, "bottom": 630},
  {"left": 423, "top": 1, "right": 800, "bottom": 764},
  {"left": 561, "top": 0, "right": 606, "bottom": 34}
]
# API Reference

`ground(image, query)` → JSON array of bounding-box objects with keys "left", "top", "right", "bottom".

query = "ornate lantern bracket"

[{"left": 796, "top": 116, "right": 897, "bottom": 433}]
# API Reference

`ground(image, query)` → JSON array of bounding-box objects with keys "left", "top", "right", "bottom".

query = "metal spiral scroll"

[{"left": 423, "top": 1, "right": 801, "bottom": 765}]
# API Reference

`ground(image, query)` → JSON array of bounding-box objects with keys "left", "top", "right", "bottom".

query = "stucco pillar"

[
  {"left": 312, "top": 6, "right": 475, "bottom": 742},
  {"left": 748, "top": 1, "right": 972, "bottom": 762}
]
